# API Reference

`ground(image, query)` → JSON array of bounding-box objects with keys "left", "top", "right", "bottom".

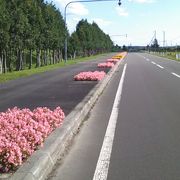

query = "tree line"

[
  {"left": 0, "top": 0, "right": 114, "bottom": 74},
  {"left": 69, "top": 19, "right": 113, "bottom": 58}
]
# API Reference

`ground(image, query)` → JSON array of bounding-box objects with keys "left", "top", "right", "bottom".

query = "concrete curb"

[{"left": 8, "top": 56, "right": 126, "bottom": 180}]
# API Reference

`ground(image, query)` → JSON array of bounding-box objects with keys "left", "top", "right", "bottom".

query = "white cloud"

[
  {"left": 68, "top": 18, "right": 111, "bottom": 35},
  {"left": 52, "top": 0, "right": 89, "bottom": 16},
  {"left": 128, "top": 0, "right": 156, "bottom": 3},
  {"left": 92, "top": 18, "right": 112, "bottom": 27},
  {"left": 115, "top": 7, "right": 129, "bottom": 17},
  {"left": 68, "top": 3, "right": 89, "bottom": 16},
  {"left": 67, "top": 17, "right": 81, "bottom": 33}
]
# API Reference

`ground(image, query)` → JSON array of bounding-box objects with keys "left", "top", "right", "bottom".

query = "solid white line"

[
  {"left": 151, "top": 61, "right": 156, "bottom": 65},
  {"left": 156, "top": 64, "right": 164, "bottom": 69},
  {"left": 93, "top": 64, "right": 127, "bottom": 180},
  {"left": 171, "top": 72, "right": 180, "bottom": 78}
]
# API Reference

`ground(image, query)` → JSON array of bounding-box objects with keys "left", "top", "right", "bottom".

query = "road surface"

[
  {"left": 0, "top": 54, "right": 114, "bottom": 115},
  {"left": 47, "top": 53, "right": 180, "bottom": 180}
]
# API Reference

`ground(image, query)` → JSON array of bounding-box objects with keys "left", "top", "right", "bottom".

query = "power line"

[{"left": 148, "top": 31, "right": 156, "bottom": 46}]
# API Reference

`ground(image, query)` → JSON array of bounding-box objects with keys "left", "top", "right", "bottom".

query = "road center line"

[
  {"left": 156, "top": 64, "right": 164, "bottom": 69},
  {"left": 146, "top": 58, "right": 150, "bottom": 61},
  {"left": 93, "top": 64, "right": 127, "bottom": 180},
  {"left": 171, "top": 72, "right": 180, "bottom": 78},
  {"left": 151, "top": 61, "right": 156, "bottom": 65}
]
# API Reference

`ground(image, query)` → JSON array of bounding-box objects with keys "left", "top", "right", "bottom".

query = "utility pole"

[
  {"left": 163, "top": 31, "right": 165, "bottom": 56},
  {"left": 154, "top": 30, "right": 156, "bottom": 39},
  {"left": 163, "top": 31, "right": 165, "bottom": 48},
  {"left": 154, "top": 30, "right": 157, "bottom": 52}
]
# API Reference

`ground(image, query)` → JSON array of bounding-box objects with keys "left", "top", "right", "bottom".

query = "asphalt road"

[
  {"left": 47, "top": 53, "right": 180, "bottom": 180},
  {"left": 0, "top": 54, "right": 114, "bottom": 115}
]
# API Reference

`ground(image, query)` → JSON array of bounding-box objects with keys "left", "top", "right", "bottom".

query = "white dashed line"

[
  {"left": 93, "top": 64, "right": 127, "bottom": 180},
  {"left": 138, "top": 54, "right": 180, "bottom": 79},
  {"left": 156, "top": 64, "right": 164, "bottom": 69},
  {"left": 171, "top": 72, "right": 180, "bottom": 78}
]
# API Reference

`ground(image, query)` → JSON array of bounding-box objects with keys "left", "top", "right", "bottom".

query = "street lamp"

[{"left": 64, "top": 0, "right": 122, "bottom": 62}]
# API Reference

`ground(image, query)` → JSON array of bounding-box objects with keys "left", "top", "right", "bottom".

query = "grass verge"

[
  {"left": 0, "top": 53, "right": 109, "bottom": 83},
  {"left": 148, "top": 51, "right": 180, "bottom": 61}
]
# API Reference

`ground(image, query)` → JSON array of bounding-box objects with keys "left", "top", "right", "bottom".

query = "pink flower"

[
  {"left": 0, "top": 106, "right": 65, "bottom": 173},
  {"left": 74, "top": 71, "right": 106, "bottom": 81},
  {"left": 106, "top": 59, "right": 119, "bottom": 63},
  {"left": 98, "top": 62, "right": 114, "bottom": 68}
]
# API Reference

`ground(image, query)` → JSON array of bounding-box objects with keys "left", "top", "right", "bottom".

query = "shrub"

[
  {"left": 0, "top": 106, "right": 65, "bottom": 173},
  {"left": 106, "top": 59, "right": 119, "bottom": 63},
  {"left": 98, "top": 62, "right": 114, "bottom": 68},
  {"left": 74, "top": 71, "right": 106, "bottom": 81}
]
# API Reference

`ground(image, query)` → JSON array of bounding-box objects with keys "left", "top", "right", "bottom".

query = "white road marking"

[
  {"left": 93, "top": 64, "right": 127, "bottom": 180},
  {"left": 146, "top": 58, "right": 150, "bottom": 61},
  {"left": 151, "top": 61, "right": 156, "bottom": 65},
  {"left": 171, "top": 72, "right": 180, "bottom": 78},
  {"left": 156, "top": 64, "right": 164, "bottom": 69}
]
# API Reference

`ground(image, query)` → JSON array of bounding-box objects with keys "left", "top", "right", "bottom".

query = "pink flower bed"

[
  {"left": 97, "top": 62, "right": 114, "bottom": 68},
  {"left": 106, "top": 58, "right": 119, "bottom": 63},
  {"left": 74, "top": 71, "right": 106, "bottom": 81},
  {"left": 0, "top": 106, "right": 65, "bottom": 173}
]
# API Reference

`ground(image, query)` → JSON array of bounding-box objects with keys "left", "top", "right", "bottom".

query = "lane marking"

[
  {"left": 171, "top": 72, "right": 180, "bottom": 78},
  {"left": 151, "top": 61, "right": 156, "bottom": 65},
  {"left": 93, "top": 64, "right": 127, "bottom": 180},
  {"left": 156, "top": 64, "right": 164, "bottom": 69},
  {"left": 146, "top": 58, "right": 150, "bottom": 61}
]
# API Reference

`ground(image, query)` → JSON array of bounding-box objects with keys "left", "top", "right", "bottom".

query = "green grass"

[
  {"left": 149, "top": 51, "right": 180, "bottom": 61},
  {"left": 0, "top": 54, "right": 109, "bottom": 83}
]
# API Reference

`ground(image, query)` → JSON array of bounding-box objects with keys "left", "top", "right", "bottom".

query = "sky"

[{"left": 46, "top": 0, "right": 180, "bottom": 46}]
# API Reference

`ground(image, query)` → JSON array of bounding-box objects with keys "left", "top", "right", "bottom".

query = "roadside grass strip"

[
  {"left": 98, "top": 62, "right": 115, "bottom": 68},
  {"left": 74, "top": 71, "right": 106, "bottom": 81},
  {"left": 0, "top": 107, "right": 65, "bottom": 173},
  {"left": 0, "top": 54, "right": 108, "bottom": 83}
]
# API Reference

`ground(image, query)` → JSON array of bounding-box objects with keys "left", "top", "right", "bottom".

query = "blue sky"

[{"left": 46, "top": 0, "right": 180, "bottom": 46}]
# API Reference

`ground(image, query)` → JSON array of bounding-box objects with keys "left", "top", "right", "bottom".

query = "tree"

[
  {"left": 69, "top": 19, "right": 113, "bottom": 57},
  {"left": 0, "top": 1, "right": 114, "bottom": 73},
  {"left": 112, "top": 44, "right": 122, "bottom": 52},
  {"left": 69, "top": 32, "right": 81, "bottom": 59},
  {"left": 122, "top": 45, "right": 127, "bottom": 51},
  {"left": 0, "top": 0, "right": 10, "bottom": 73},
  {"left": 151, "top": 38, "right": 159, "bottom": 51},
  {"left": 0, "top": 0, "right": 67, "bottom": 72}
]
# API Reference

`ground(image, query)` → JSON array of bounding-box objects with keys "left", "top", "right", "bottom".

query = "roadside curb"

[{"left": 8, "top": 55, "right": 126, "bottom": 180}]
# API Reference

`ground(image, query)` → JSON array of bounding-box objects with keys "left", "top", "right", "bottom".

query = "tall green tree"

[
  {"left": 69, "top": 19, "right": 113, "bottom": 57},
  {"left": 0, "top": 0, "right": 67, "bottom": 73},
  {"left": 0, "top": 0, "right": 10, "bottom": 73}
]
